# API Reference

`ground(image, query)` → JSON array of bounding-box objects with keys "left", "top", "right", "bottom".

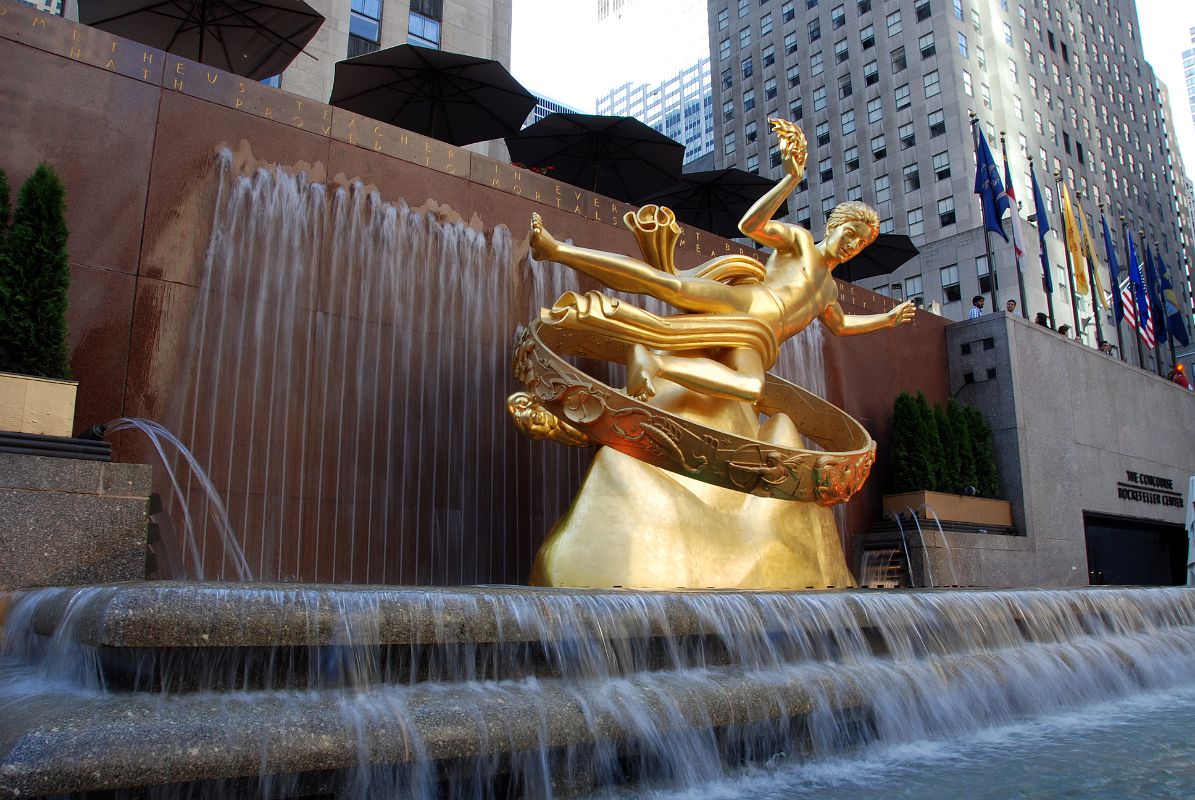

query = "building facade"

[
  {"left": 707, "top": 0, "right": 1194, "bottom": 369},
  {"left": 596, "top": 58, "right": 716, "bottom": 164}
]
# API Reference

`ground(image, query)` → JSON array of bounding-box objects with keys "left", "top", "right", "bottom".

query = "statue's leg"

[
  {"left": 627, "top": 345, "right": 764, "bottom": 402},
  {"left": 530, "top": 213, "right": 741, "bottom": 313}
]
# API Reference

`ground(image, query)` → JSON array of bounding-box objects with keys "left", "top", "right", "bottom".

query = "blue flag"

[
  {"left": 1030, "top": 164, "right": 1052, "bottom": 292},
  {"left": 1126, "top": 230, "right": 1150, "bottom": 326},
  {"left": 1144, "top": 247, "right": 1166, "bottom": 345},
  {"left": 1101, "top": 213, "right": 1124, "bottom": 324},
  {"left": 1156, "top": 250, "right": 1190, "bottom": 347},
  {"left": 973, "top": 126, "right": 1010, "bottom": 243}
]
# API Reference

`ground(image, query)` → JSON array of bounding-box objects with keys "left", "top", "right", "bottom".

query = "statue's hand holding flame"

[{"left": 768, "top": 118, "right": 807, "bottom": 183}]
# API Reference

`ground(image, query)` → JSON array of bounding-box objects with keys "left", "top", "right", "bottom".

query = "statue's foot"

[
  {"left": 626, "top": 343, "right": 660, "bottom": 402},
  {"left": 530, "top": 213, "right": 559, "bottom": 262}
]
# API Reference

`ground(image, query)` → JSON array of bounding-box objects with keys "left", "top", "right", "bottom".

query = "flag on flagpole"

[
  {"left": 973, "top": 126, "right": 1011, "bottom": 243},
  {"left": 1120, "top": 276, "right": 1155, "bottom": 347},
  {"left": 1144, "top": 246, "right": 1167, "bottom": 346},
  {"left": 1030, "top": 163, "right": 1053, "bottom": 292},
  {"left": 1126, "top": 229, "right": 1151, "bottom": 327},
  {"left": 1102, "top": 213, "right": 1124, "bottom": 323},
  {"left": 1078, "top": 208, "right": 1106, "bottom": 308},
  {"left": 1060, "top": 183, "right": 1088, "bottom": 295},
  {"left": 1001, "top": 149, "right": 1027, "bottom": 273},
  {"left": 1156, "top": 250, "right": 1191, "bottom": 347}
]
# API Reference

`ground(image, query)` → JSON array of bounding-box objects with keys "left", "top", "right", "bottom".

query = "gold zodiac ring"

[{"left": 508, "top": 320, "right": 875, "bottom": 506}]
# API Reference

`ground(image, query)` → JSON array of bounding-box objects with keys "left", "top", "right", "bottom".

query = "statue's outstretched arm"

[
  {"left": 739, "top": 119, "right": 805, "bottom": 251},
  {"left": 820, "top": 299, "right": 916, "bottom": 336},
  {"left": 531, "top": 213, "right": 741, "bottom": 313}
]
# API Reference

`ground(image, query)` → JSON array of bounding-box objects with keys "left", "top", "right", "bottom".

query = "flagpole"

[
  {"left": 1100, "top": 203, "right": 1126, "bottom": 362},
  {"left": 1053, "top": 172, "right": 1082, "bottom": 337},
  {"left": 970, "top": 112, "right": 1000, "bottom": 312},
  {"left": 1143, "top": 231, "right": 1166, "bottom": 377},
  {"left": 1000, "top": 131, "right": 1029, "bottom": 318},
  {"left": 1155, "top": 239, "right": 1179, "bottom": 370},
  {"left": 1078, "top": 194, "right": 1104, "bottom": 347},
  {"left": 1122, "top": 216, "right": 1147, "bottom": 371},
  {"left": 1031, "top": 157, "right": 1058, "bottom": 328}
]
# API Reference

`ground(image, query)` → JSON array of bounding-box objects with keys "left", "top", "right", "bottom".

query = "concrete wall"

[
  {"left": 948, "top": 312, "right": 1195, "bottom": 586},
  {"left": 0, "top": 2, "right": 950, "bottom": 584}
]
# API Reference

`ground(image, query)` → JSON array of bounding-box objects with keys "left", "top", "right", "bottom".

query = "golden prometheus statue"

[{"left": 508, "top": 118, "right": 916, "bottom": 589}]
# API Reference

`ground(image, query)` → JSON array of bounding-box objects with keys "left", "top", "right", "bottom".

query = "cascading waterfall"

[
  {"left": 2, "top": 585, "right": 1195, "bottom": 797},
  {"left": 157, "top": 151, "right": 595, "bottom": 584}
]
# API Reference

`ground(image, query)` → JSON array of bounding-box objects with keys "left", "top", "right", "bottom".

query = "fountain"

[{"left": 3, "top": 128, "right": 1195, "bottom": 798}]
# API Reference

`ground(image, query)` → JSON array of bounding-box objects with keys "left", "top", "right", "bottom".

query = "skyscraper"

[
  {"left": 596, "top": 59, "right": 716, "bottom": 165},
  {"left": 1183, "top": 28, "right": 1195, "bottom": 141},
  {"left": 708, "top": 0, "right": 1193, "bottom": 361}
]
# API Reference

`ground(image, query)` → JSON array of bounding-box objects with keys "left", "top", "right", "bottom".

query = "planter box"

[
  {"left": 882, "top": 490, "right": 1013, "bottom": 527},
  {"left": 0, "top": 371, "right": 78, "bottom": 437}
]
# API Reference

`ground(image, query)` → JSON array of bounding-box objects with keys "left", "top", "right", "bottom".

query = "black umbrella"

[
  {"left": 505, "top": 113, "right": 685, "bottom": 204},
  {"left": 837, "top": 233, "right": 920, "bottom": 284},
  {"left": 79, "top": 0, "right": 324, "bottom": 81},
  {"left": 638, "top": 168, "right": 788, "bottom": 238},
  {"left": 329, "top": 44, "right": 537, "bottom": 147}
]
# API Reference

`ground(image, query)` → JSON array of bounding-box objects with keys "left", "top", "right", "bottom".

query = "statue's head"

[{"left": 823, "top": 202, "right": 880, "bottom": 265}]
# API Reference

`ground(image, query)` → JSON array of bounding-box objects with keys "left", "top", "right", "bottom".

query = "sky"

[{"left": 511, "top": 0, "right": 1195, "bottom": 183}]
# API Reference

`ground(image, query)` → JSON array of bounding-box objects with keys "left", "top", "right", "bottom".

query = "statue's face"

[{"left": 827, "top": 221, "right": 875, "bottom": 262}]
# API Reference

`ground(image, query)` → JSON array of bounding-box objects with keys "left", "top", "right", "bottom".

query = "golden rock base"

[{"left": 530, "top": 447, "right": 856, "bottom": 589}]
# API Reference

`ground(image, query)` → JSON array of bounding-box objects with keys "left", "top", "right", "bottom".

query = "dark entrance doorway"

[{"left": 1084, "top": 512, "right": 1188, "bottom": 586}]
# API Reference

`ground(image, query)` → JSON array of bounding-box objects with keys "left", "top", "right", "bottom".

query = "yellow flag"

[
  {"left": 1060, "top": 183, "right": 1088, "bottom": 295},
  {"left": 1077, "top": 206, "right": 1107, "bottom": 308}
]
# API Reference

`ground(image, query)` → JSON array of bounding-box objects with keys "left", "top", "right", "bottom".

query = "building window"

[
  {"left": 783, "top": 1, "right": 796, "bottom": 22},
  {"left": 886, "top": 10, "right": 902, "bottom": 36},
  {"left": 797, "top": 205, "right": 811, "bottom": 227},
  {"left": 915, "top": 0, "right": 931, "bottom": 22},
  {"left": 718, "top": 7, "right": 729, "bottom": 29},
  {"left": 785, "top": 31, "right": 799, "bottom": 54},
  {"left": 761, "top": 12, "right": 774, "bottom": 36},
  {"left": 928, "top": 109, "right": 945, "bottom": 136},
  {"left": 1003, "top": 21, "right": 1013, "bottom": 46},
  {"left": 861, "top": 24, "right": 876, "bottom": 48},
  {"left": 787, "top": 65, "right": 801, "bottom": 87},
  {"left": 905, "top": 274, "right": 924, "bottom": 303},
  {"left": 953, "top": 0, "right": 963, "bottom": 20},
  {"left": 723, "top": 99, "right": 735, "bottom": 122},
  {"left": 848, "top": 183, "right": 863, "bottom": 201},
  {"left": 899, "top": 122, "right": 916, "bottom": 149},
  {"left": 822, "top": 196, "right": 836, "bottom": 220},
  {"left": 903, "top": 163, "right": 920, "bottom": 191},
  {"left": 977, "top": 45, "right": 985, "bottom": 69},
  {"left": 977, "top": 255, "right": 992, "bottom": 294},
  {"left": 932, "top": 150, "right": 950, "bottom": 179},
  {"left": 981, "top": 82, "right": 991, "bottom": 108},
  {"left": 880, "top": 217, "right": 895, "bottom": 233},
  {"left": 813, "top": 86, "right": 827, "bottom": 111},
  {"left": 839, "top": 75, "right": 853, "bottom": 98},
  {"left": 765, "top": 77, "right": 778, "bottom": 100},
  {"left": 895, "top": 83, "right": 911, "bottom": 109},
  {"left": 811, "top": 51, "right": 824, "bottom": 77},
  {"left": 858, "top": 0, "right": 872, "bottom": 13},
  {"left": 845, "top": 145, "right": 860, "bottom": 171},
  {"left": 892, "top": 45, "right": 907, "bottom": 71},
  {"left": 743, "top": 89, "right": 756, "bottom": 111},
  {"left": 1013, "top": 96, "right": 1023, "bottom": 120},
  {"left": 866, "top": 96, "right": 883, "bottom": 123},
  {"left": 907, "top": 208, "right": 924, "bottom": 237},
  {"left": 841, "top": 109, "right": 856, "bottom": 135},
  {"left": 739, "top": 0, "right": 749, "bottom": 16},
  {"left": 741, "top": 56, "right": 754, "bottom": 78},
  {"left": 747, "top": 154, "right": 760, "bottom": 173},
  {"left": 875, "top": 173, "right": 891, "bottom": 203},
  {"left": 958, "top": 31, "right": 967, "bottom": 57},
  {"left": 350, "top": 0, "right": 383, "bottom": 55},
  {"left": 771, "top": 147, "right": 783, "bottom": 168},
  {"left": 407, "top": 1, "right": 441, "bottom": 49},
  {"left": 962, "top": 69, "right": 973, "bottom": 96},
  {"left": 790, "top": 100, "right": 804, "bottom": 119},
  {"left": 722, "top": 69, "right": 733, "bottom": 90},
  {"left": 938, "top": 196, "right": 956, "bottom": 226},
  {"left": 740, "top": 26, "right": 752, "bottom": 48},
  {"left": 819, "top": 157, "right": 834, "bottom": 181},
  {"left": 919, "top": 32, "right": 936, "bottom": 58},
  {"left": 832, "top": 4, "right": 846, "bottom": 27},
  {"left": 923, "top": 70, "right": 941, "bottom": 98},
  {"left": 816, "top": 121, "right": 831, "bottom": 146},
  {"left": 724, "top": 132, "right": 737, "bottom": 157},
  {"left": 763, "top": 44, "right": 776, "bottom": 67},
  {"left": 810, "top": 19, "right": 821, "bottom": 42},
  {"left": 1007, "top": 57, "right": 1017, "bottom": 82},
  {"left": 871, "top": 133, "right": 887, "bottom": 159},
  {"left": 940, "top": 264, "right": 961, "bottom": 302},
  {"left": 835, "top": 39, "right": 849, "bottom": 63},
  {"left": 746, "top": 120, "right": 759, "bottom": 143},
  {"left": 720, "top": 38, "right": 731, "bottom": 60},
  {"left": 864, "top": 60, "right": 879, "bottom": 85}
]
